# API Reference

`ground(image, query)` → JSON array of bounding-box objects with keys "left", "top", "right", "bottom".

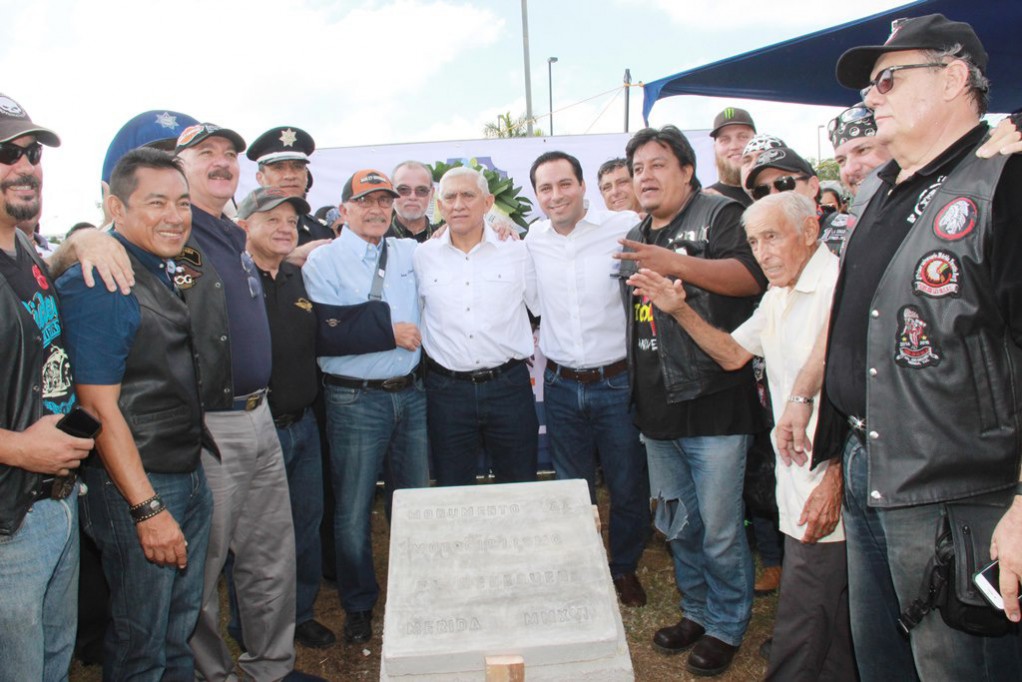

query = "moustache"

[
  {"left": 208, "top": 169, "right": 234, "bottom": 181},
  {"left": 0, "top": 174, "right": 40, "bottom": 192}
]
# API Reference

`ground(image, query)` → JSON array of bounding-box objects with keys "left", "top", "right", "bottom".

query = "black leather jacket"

[
  {"left": 620, "top": 192, "right": 760, "bottom": 403},
  {"left": 0, "top": 233, "right": 63, "bottom": 535},
  {"left": 815, "top": 141, "right": 1021, "bottom": 507}
]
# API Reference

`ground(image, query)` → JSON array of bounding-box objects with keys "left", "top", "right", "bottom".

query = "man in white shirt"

[
  {"left": 414, "top": 166, "right": 538, "bottom": 486},
  {"left": 525, "top": 151, "right": 650, "bottom": 607},
  {"left": 628, "top": 192, "right": 853, "bottom": 681}
]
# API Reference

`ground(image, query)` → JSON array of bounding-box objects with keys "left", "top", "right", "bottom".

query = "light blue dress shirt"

[{"left": 302, "top": 228, "right": 421, "bottom": 379}]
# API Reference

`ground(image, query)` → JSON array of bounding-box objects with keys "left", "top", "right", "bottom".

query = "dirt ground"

[{"left": 71, "top": 484, "right": 776, "bottom": 681}]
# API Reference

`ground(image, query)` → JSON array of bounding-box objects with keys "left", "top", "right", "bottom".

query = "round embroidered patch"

[
  {"left": 912, "top": 250, "right": 961, "bottom": 298},
  {"left": 933, "top": 197, "right": 978, "bottom": 241}
]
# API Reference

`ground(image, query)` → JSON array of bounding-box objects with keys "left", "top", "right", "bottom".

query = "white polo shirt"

[
  {"left": 413, "top": 224, "right": 536, "bottom": 372},
  {"left": 732, "top": 243, "right": 844, "bottom": 542},
  {"left": 524, "top": 208, "right": 639, "bottom": 368}
]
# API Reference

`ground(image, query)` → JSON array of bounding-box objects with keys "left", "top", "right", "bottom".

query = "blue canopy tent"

[{"left": 642, "top": 0, "right": 1022, "bottom": 123}]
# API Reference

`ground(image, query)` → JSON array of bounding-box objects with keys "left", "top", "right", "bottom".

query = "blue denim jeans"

[
  {"left": 844, "top": 434, "right": 1022, "bottom": 681},
  {"left": 645, "top": 434, "right": 754, "bottom": 646},
  {"left": 427, "top": 362, "right": 538, "bottom": 486},
  {"left": 0, "top": 485, "right": 80, "bottom": 682},
  {"left": 325, "top": 380, "right": 429, "bottom": 613},
  {"left": 543, "top": 367, "right": 649, "bottom": 576},
  {"left": 81, "top": 466, "right": 212, "bottom": 682}
]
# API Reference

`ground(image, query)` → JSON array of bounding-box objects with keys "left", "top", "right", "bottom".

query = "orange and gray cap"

[{"left": 341, "top": 169, "right": 399, "bottom": 202}]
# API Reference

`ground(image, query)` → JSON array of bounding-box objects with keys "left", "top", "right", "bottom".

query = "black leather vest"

[
  {"left": 0, "top": 232, "right": 60, "bottom": 535},
  {"left": 621, "top": 191, "right": 759, "bottom": 403},
  {"left": 177, "top": 237, "right": 233, "bottom": 410},
  {"left": 116, "top": 252, "right": 203, "bottom": 473}
]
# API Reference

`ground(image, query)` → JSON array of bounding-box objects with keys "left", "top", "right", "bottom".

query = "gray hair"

[
  {"left": 923, "top": 43, "right": 990, "bottom": 116},
  {"left": 391, "top": 160, "right": 433, "bottom": 181},
  {"left": 742, "top": 192, "right": 817, "bottom": 236},
  {"left": 438, "top": 166, "right": 490, "bottom": 197}
]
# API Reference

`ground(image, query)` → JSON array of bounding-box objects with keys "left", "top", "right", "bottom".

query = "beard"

[
  {"left": 715, "top": 155, "right": 741, "bottom": 186},
  {"left": 2, "top": 173, "right": 41, "bottom": 222}
]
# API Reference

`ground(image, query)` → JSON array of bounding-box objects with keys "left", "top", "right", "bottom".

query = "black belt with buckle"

[
  {"left": 273, "top": 409, "right": 306, "bottom": 429},
  {"left": 324, "top": 372, "right": 416, "bottom": 392},
  {"left": 546, "top": 359, "right": 628, "bottom": 384},
  {"left": 38, "top": 474, "right": 77, "bottom": 500},
  {"left": 426, "top": 357, "right": 524, "bottom": 383},
  {"left": 231, "top": 389, "right": 267, "bottom": 412}
]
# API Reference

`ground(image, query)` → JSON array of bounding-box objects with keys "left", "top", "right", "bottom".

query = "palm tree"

[{"left": 483, "top": 112, "right": 544, "bottom": 138}]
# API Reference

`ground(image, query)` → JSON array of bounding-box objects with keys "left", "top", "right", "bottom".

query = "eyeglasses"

[
  {"left": 240, "top": 251, "right": 261, "bottom": 299},
  {"left": 351, "top": 194, "right": 395, "bottom": 209},
  {"left": 395, "top": 185, "right": 432, "bottom": 198},
  {"left": 860, "top": 63, "right": 947, "bottom": 99},
  {"left": 751, "top": 175, "right": 809, "bottom": 201},
  {"left": 0, "top": 142, "right": 42, "bottom": 166}
]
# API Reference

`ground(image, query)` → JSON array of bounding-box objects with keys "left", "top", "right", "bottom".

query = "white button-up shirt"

[
  {"left": 732, "top": 243, "right": 843, "bottom": 542},
  {"left": 524, "top": 208, "right": 639, "bottom": 368},
  {"left": 413, "top": 224, "right": 536, "bottom": 372}
]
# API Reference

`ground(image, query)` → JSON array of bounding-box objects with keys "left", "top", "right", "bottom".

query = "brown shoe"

[
  {"left": 686, "top": 636, "right": 738, "bottom": 676},
  {"left": 612, "top": 573, "right": 647, "bottom": 607},
  {"left": 652, "top": 617, "right": 705, "bottom": 654},
  {"left": 754, "top": 565, "right": 782, "bottom": 596}
]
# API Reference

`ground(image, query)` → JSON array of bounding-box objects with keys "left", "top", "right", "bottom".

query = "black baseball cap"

[
  {"left": 710, "top": 107, "right": 756, "bottom": 138},
  {"left": 836, "top": 14, "right": 988, "bottom": 90},
  {"left": 745, "top": 147, "right": 816, "bottom": 189},
  {"left": 0, "top": 94, "right": 60, "bottom": 147}
]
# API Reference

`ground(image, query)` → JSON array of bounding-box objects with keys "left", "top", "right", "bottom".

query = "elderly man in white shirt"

[
  {"left": 628, "top": 192, "right": 854, "bottom": 682},
  {"left": 524, "top": 151, "right": 650, "bottom": 607},
  {"left": 414, "top": 166, "right": 539, "bottom": 486}
]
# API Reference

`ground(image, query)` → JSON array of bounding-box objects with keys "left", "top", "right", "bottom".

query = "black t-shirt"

[
  {"left": 259, "top": 262, "right": 319, "bottom": 416},
  {"left": 632, "top": 202, "right": 768, "bottom": 440},
  {"left": 706, "top": 182, "right": 753, "bottom": 207},
  {"left": 0, "top": 241, "right": 76, "bottom": 415},
  {"left": 826, "top": 124, "right": 1022, "bottom": 418}
]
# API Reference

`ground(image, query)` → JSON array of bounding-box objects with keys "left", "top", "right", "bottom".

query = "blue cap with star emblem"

[
  {"left": 102, "top": 110, "right": 199, "bottom": 183},
  {"left": 246, "top": 126, "right": 315, "bottom": 165}
]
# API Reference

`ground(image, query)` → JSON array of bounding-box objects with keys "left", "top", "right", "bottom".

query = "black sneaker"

[
  {"left": 295, "top": 619, "right": 336, "bottom": 649},
  {"left": 343, "top": 609, "right": 373, "bottom": 644}
]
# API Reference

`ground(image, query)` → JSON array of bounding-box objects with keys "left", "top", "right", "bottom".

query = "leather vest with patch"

[
  {"left": 621, "top": 191, "right": 759, "bottom": 403},
  {"left": 116, "top": 252, "right": 203, "bottom": 473},
  {"left": 177, "top": 238, "right": 233, "bottom": 410},
  {"left": 856, "top": 147, "right": 1021, "bottom": 507}
]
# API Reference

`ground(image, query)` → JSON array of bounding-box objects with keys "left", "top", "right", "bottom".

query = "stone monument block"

[{"left": 381, "top": 479, "right": 633, "bottom": 681}]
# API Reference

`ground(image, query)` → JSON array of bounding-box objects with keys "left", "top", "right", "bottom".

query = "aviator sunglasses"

[
  {"left": 0, "top": 141, "right": 43, "bottom": 166},
  {"left": 751, "top": 175, "right": 809, "bottom": 201},
  {"left": 859, "top": 63, "right": 947, "bottom": 100}
]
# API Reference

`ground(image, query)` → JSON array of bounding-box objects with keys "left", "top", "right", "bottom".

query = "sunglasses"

[
  {"left": 395, "top": 185, "right": 432, "bottom": 198},
  {"left": 828, "top": 104, "right": 872, "bottom": 135},
  {"left": 860, "top": 63, "right": 947, "bottom": 99},
  {"left": 0, "top": 141, "right": 43, "bottom": 166},
  {"left": 752, "top": 175, "right": 809, "bottom": 201},
  {"left": 240, "top": 251, "right": 261, "bottom": 299}
]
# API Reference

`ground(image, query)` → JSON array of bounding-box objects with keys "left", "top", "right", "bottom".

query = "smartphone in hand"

[
  {"left": 56, "top": 406, "right": 102, "bottom": 439},
  {"left": 973, "top": 560, "right": 1022, "bottom": 611}
]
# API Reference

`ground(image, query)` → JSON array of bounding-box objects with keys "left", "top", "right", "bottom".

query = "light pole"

[
  {"left": 547, "top": 57, "right": 558, "bottom": 136},
  {"left": 521, "top": 1, "right": 534, "bottom": 135}
]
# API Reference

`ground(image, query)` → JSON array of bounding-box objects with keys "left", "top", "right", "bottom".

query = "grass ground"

[{"left": 71, "top": 483, "right": 777, "bottom": 681}]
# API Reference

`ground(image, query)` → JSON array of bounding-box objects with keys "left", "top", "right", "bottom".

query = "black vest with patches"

[
  {"left": 621, "top": 191, "right": 759, "bottom": 403},
  {"left": 854, "top": 146, "right": 1021, "bottom": 507},
  {"left": 178, "top": 237, "right": 233, "bottom": 410},
  {"left": 118, "top": 251, "right": 203, "bottom": 473}
]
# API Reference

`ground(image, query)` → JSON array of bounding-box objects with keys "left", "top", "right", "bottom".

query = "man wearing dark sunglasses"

[
  {"left": 806, "top": 14, "right": 1022, "bottom": 681},
  {"left": 0, "top": 92, "right": 93, "bottom": 682},
  {"left": 388, "top": 160, "right": 439, "bottom": 242},
  {"left": 745, "top": 147, "right": 820, "bottom": 204}
]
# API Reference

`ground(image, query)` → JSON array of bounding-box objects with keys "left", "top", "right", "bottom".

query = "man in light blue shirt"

[{"left": 302, "top": 169, "right": 428, "bottom": 646}]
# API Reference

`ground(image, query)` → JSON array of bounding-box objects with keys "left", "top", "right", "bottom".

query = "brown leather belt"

[
  {"left": 546, "top": 359, "right": 628, "bottom": 384},
  {"left": 325, "top": 372, "right": 416, "bottom": 392}
]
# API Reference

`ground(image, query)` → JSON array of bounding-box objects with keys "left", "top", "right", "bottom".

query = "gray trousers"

[
  {"left": 766, "top": 536, "right": 858, "bottom": 682},
  {"left": 190, "top": 402, "right": 297, "bottom": 682}
]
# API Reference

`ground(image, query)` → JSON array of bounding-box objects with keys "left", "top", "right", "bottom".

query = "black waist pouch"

[{"left": 313, "top": 300, "right": 396, "bottom": 357}]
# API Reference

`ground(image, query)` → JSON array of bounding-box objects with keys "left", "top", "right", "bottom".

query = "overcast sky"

[{"left": 3, "top": 0, "right": 918, "bottom": 235}]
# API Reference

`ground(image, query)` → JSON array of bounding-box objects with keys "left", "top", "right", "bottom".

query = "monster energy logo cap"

[{"left": 710, "top": 107, "right": 756, "bottom": 138}]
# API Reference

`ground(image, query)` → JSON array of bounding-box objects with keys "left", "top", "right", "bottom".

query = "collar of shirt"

[
  {"left": 791, "top": 243, "right": 838, "bottom": 296},
  {"left": 110, "top": 229, "right": 175, "bottom": 289},
  {"left": 878, "top": 122, "right": 989, "bottom": 187},
  {"left": 436, "top": 221, "right": 499, "bottom": 253},
  {"left": 337, "top": 224, "right": 386, "bottom": 264}
]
